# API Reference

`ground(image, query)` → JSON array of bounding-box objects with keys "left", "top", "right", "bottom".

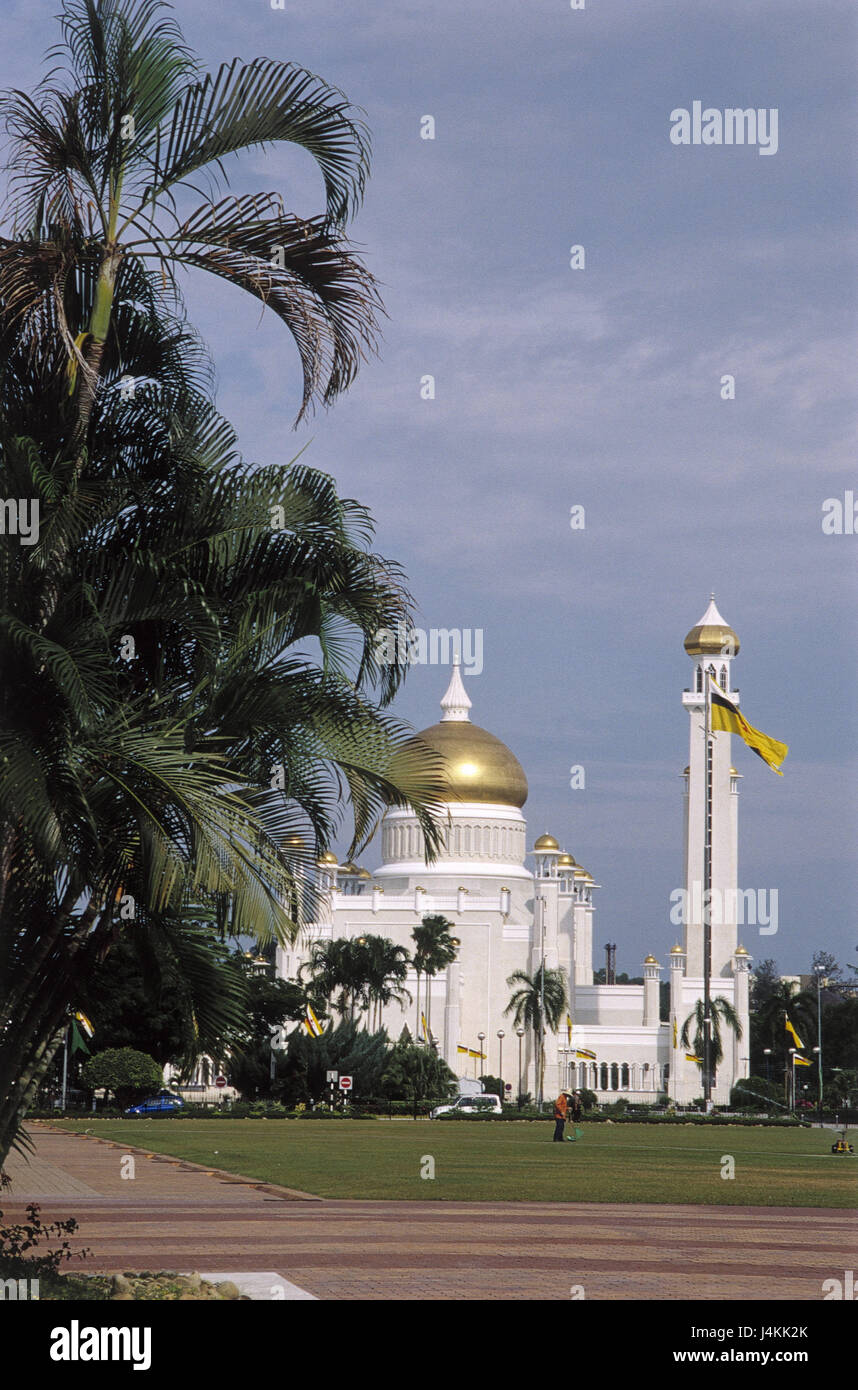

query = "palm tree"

[
  {"left": 0, "top": 4, "right": 449, "bottom": 1168},
  {"left": 505, "top": 965, "right": 567, "bottom": 1105},
  {"left": 753, "top": 980, "right": 814, "bottom": 1092},
  {"left": 680, "top": 996, "right": 743, "bottom": 1089},
  {"left": 411, "top": 915, "right": 457, "bottom": 1045},
  {"left": 0, "top": 0, "right": 381, "bottom": 452}
]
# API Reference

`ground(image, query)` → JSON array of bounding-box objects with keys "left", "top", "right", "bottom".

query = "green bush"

[{"left": 79, "top": 1048, "right": 163, "bottom": 1108}]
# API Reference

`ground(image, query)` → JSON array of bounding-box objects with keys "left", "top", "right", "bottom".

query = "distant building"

[{"left": 279, "top": 598, "right": 753, "bottom": 1105}]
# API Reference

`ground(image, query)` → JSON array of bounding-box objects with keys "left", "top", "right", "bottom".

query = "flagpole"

[
  {"left": 703, "top": 670, "right": 713, "bottom": 1112},
  {"left": 61, "top": 1024, "right": 69, "bottom": 1111}
]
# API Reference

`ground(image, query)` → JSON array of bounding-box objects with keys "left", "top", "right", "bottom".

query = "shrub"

[{"left": 79, "top": 1049, "right": 163, "bottom": 1109}]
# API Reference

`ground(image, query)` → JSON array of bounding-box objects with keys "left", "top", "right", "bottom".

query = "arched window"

[
  {"left": 720, "top": 665, "right": 727, "bottom": 689},
  {"left": 464, "top": 826, "right": 471, "bottom": 853},
  {"left": 610, "top": 1063, "right": 619, "bottom": 1091},
  {"left": 600, "top": 1063, "right": 609, "bottom": 1091},
  {"left": 696, "top": 666, "right": 703, "bottom": 693},
  {"left": 454, "top": 825, "right": 461, "bottom": 854},
  {"left": 621, "top": 1063, "right": 630, "bottom": 1090}
]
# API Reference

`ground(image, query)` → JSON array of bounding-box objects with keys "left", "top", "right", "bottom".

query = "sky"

[{"left": 2, "top": 0, "right": 855, "bottom": 976}]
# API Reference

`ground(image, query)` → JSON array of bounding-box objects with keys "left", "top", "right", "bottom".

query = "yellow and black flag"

[
  {"left": 710, "top": 683, "right": 788, "bottom": 776},
  {"left": 785, "top": 1017, "right": 804, "bottom": 1050}
]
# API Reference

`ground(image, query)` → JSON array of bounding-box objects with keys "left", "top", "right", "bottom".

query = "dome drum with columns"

[{"left": 279, "top": 606, "right": 751, "bottom": 1106}]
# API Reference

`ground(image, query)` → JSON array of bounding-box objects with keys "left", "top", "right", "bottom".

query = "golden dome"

[
  {"left": 730, "top": 766, "right": 740, "bottom": 776},
  {"left": 357, "top": 867, "right": 372, "bottom": 880},
  {"left": 409, "top": 720, "right": 528, "bottom": 808},
  {"left": 339, "top": 861, "right": 360, "bottom": 876},
  {"left": 316, "top": 851, "right": 338, "bottom": 865},
  {"left": 670, "top": 943, "right": 683, "bottom": 954},
  {"left": 644, "top": 954, "right": 658, "bottom": 964},
  {"left": 557, "top": 853, "right": 576, "bottom": 867},
  {"left": 683, "top": 766, "right": 690, "bottom": 775},
  {"left": 684, "top": 596, "right": 740, "bottom": 657},
  {"left": 735, "top": 944, "right": 749, "bottom": 955},
  {"left": 534, "top": 833, "right": 560, "bottom": 852}
]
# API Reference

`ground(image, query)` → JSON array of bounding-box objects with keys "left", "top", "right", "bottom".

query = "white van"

[{"left": 430, "top": 1094, "right": 503, "bottom": 1118}]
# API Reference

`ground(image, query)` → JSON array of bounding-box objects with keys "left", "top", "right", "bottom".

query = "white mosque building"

[{"left": 276, "top": 598, "right": 753, "bottom": 1107}]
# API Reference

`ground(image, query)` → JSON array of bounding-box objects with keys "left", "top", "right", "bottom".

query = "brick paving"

[{"left": 2, "top": 1128, "right": 854, "bottom": 1300}]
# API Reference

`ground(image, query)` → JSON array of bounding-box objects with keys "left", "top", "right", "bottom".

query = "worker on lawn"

[{"left": 553, "top": 1089, "right": 570, "bottom": 1142}]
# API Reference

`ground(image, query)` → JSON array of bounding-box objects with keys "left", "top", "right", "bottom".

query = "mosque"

[{"left": 275, "top": 598, "right": 753, "bottom": 1106}]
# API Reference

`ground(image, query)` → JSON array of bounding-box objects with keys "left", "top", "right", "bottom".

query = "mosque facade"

[{"left": 276, "top": 598, "right": 753, "bottom": 1106}]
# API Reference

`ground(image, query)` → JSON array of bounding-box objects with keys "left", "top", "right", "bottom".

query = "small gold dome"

[
  {"left": 735, "top": 944, "right": 749, "bottom": 955},
  {"left": 406, "top": 720, "right": 528, "bottom": 808},
  {"left": 317, "top": 851, "right": 338, "bottom": 865},
  {"left": 534, "top": 833, "right": 560, "bottom": 852},
  {"left": 670, "top": 943, "right": 684, "bottom": 954},
  {"left": 730, "top": 767, "right": 740, "bottom": 776},
  {"left": 683, "top": 766, "right": 690, "bottom": 775},
  {"left": 357, "top": 868, "right": 372, "bottom": 880},
  {"left": 557, "top": 853, "right": 576, "bottom": 867},
  {"left": 644, "top": 954, "right": 658, "bottom": 964},
  {"left": 339, "top": 861, "right": 360, "bottom": 876}
]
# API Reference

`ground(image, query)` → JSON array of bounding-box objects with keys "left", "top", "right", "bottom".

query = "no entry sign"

[
  {"left": 339, "top": 1075, "right": 353, "bottom": 1091},
  {"left": 215, "top": 1076, "right": 226, "bottom": 1088}
]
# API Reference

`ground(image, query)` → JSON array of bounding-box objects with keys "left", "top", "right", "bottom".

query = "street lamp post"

[
  {"left": 477, "top": 1032, "right": 485, "bottom": 1082},
  {"left": 497, "top": 1030, "right": 505, "bottom": 1096},
  {"left": 814, "top": 966, "right": 825, "bottom": 1125},
  {"left": 763, "top": 1048, "right": 772, "bottom": 1082},
  {"left": 517, "top": 1027, "right": 525, "bottom": 1109},
  {"left": 788, "top": 1048, "right": 796, "bottom": 1112}
]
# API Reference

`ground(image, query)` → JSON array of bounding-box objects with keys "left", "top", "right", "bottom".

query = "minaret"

[{"left": 681, "top": 596, "right": 741, "bottom": 979}]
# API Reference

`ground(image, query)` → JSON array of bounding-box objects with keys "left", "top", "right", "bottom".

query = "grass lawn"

[{"left": 53, "top": 1118, "right": 857, "bottom": 1207}]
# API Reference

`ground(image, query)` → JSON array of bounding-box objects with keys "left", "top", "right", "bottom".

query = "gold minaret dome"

[
  {"left": 670, "top": 943, "right": 683, "bottom": 954},
  {"left": 316, "top": 851, "right": 338, "bottom": 865},
  {"left": 684, "top": 594, "right": 740, "bottom": 657},
  {"left": 406, "top": 660, "right": 528, "bottom": 809},
  {"left": 533, "top": 833, "right": 560, "bottom": 852},
  {"left": 557, "top": 853, "right": 576, "bottom": 867},
  {"left": 735, "top": 944, "right": 749, "bottom": 955}
]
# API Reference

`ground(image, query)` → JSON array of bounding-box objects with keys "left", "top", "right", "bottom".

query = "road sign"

[
  {"left": 339, "top": 1075, "right": 353, "bottom": 1092},
  {"left": 326, "top": 1070, "right": 339, "bottom": 1083},
  {"left": 215, "top": 1076, "right": 226, "bottom": 1088}
]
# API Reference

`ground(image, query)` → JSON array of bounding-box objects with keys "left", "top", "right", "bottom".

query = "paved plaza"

[{"left": 2, "top": 1128, "right": 853, "bottom": 1301}]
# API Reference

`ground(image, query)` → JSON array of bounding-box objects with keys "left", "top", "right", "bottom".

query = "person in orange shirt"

[{"left": 553, "top": 1090, "right": 569, "bottom": 1142}]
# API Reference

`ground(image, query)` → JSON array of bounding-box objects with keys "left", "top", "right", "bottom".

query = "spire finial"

[{"left": 440, "top": 659, "right": 472, "bottom": 722}]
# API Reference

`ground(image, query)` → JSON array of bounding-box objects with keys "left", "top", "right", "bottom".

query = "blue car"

[{"left": 124, "top": 1094, "right": 185, "bottom": 1116}]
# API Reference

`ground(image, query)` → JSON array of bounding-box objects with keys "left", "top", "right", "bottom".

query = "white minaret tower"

[{"left": 680, "top": 596, "right": 741, "bottom": 980}]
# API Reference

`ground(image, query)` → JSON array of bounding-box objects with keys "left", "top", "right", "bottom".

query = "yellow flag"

[
  {"left": 575, "top": 1048, "right": 596, "bottom": 1060},
  {"left": 710, "top": 683, "right": 788, "bottom": 775},
  {"left": 686, "top": 1053, "right": 703, "bottom": 1063},
  {"left": 785, "top": 1017, "right": 804, "bottom": 1049},
  {"left": 793, "top": 1054, "right": 813, "bottom": 1067},
  {"left": 566, "top": 1014, "right": 572, "bottom": 1043},
  {"left": 74, "top": 1010, "right": 95, "bottom": 1038},
  {"left": 306, "top": 1004, "right": 323, "bottom": 1037}
]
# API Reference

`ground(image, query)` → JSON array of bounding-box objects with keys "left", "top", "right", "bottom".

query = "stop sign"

[
  {"left": 215, "top": 1076, "right": 227, "bottom": 1088},
  {"left": 339, "top": 1075, "right": 353, "bottom": 1091}
]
